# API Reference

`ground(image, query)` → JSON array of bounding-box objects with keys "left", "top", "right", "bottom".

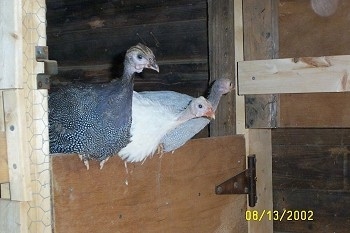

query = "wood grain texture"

[
  {"left": 0, "top": 0, "right": 23, "bottom": 89},
  {"left": 0, "top": 200, "right": 28, "bottom": 233},
  {"left": 238, "top": 55, "right": 350, "bottom": 95},
  {"left": 0, "top": 132, "right": 9, "bottom": 183},
  {"left": 279, "top": 93, "right": 350, "bottom": 127},
  {"left": 242, "top": 0, "right": 278, "bottom": 232},
  {"left": 208, "top": 0, "right": 236, "bottom": 136},
  {"left": 52, "top": 136, "right": 247, "bottom": 233},
  {"left": 274, "top": 189, "right": 350, "bottom": 233},
  {"left": 272, "top": 128, "right": 350, "bottom": 233},
  {"left": 3, "top": 90, "right": 32, "bottom": 201},
  {"left": 279, "top": 0, "right": 350, "bottom": 58}
]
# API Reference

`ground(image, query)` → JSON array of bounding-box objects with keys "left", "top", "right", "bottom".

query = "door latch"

[
  {"left": 35, "top": 46, "right": 58, "bottom": 89},
  {"left": 215, "top": 154, "right": 257, "bottom": 207}
]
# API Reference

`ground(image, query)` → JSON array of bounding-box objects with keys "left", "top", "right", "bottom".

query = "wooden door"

[{"left": 51, "top": 135, "right": 248, "bottom": 233}]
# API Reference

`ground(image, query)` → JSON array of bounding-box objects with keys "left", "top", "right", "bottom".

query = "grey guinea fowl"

[
  {"left": 49, "top": 43, "right": 159, "bottom": 169},
  {"left": 138, "top": 78, "right": 233, "bottom": 153},
  {"left": 118, "top": 95, "right": 215, "bottom": 163}
]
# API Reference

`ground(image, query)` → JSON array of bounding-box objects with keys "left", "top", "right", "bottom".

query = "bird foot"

[
  {"left": 84, "top": 160, "right": 90, "bottom": 170},
  {"left": 99, "top": 157, "right": 110, "bottom": 170},
  {"left": 78, "top": 154, "right": 90, "bottom": 170},
  {"left": 157, "top": 143, "right": 164, "bottom": 155}
]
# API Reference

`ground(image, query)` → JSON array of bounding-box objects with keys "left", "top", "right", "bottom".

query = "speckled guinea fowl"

[
  {"left": 118, "top": 95, "right": 215, "bottom": 163},
  {"left": 49, "top": 43, "right": 159, "bottom": 169},
  {"left": 139, "top": 78, "right": 233, "bottom": 153}
]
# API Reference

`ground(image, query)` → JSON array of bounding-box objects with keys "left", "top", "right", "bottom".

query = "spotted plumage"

[{"left": 49, "top": 43, "right": 159, "bottom": 169}]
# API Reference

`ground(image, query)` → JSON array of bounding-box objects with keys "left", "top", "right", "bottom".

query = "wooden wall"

[
  {"left": 273, "top": 1, "right": 350, "bottom": 232},
  {"left": 46, "top": 0, "right": 209, "bottom": 96}
]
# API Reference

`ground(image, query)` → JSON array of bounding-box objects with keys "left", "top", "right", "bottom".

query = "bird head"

[
  {"left": 189, "top": 96, "right": 215, "bottom": 120},
  {"left": 213, "top": 78, "right": 234, "bottom": 95},
  {"left": 125, "top": 43, "right": 159, "bottom": 73}
]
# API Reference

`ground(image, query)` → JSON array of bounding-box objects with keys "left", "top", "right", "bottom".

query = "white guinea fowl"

[
  {"left": 118, "top": 95, "right": 215, "bottom": 162},
  {"left": 138, "top": 78, "right": 233, "bottom": 153}
]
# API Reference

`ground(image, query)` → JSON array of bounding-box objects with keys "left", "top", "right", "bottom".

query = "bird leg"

[
  {"left": 84, "top": 160, "right": 90, "bottom": 170},
  {"left": 99, "top": 157, "right": 110, "bottom": 170},
  {"left": 157, "top": 143, "right": 164, "bottom": 155}
]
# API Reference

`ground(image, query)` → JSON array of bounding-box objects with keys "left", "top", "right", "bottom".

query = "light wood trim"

[
  {"left": 0, "top": 199, "right": 28, "bottom": 233},
  {"left": 0, "top": 0, "right": 23, "bottom": 89},
  {"left": 238, "top": 55, "right": 350, "bottom": 95},
  {"left": 3, "top": 89, "right": 32, "bottom": 201}
]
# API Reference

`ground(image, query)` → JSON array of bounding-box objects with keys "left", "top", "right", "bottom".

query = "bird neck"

[
  {"left": 122, "top": 60, "right": 136, "bottom": 79},
  {"left": 207, "top": 89, "right": 222, "bottom": 111},
  {"left": 176, "top": 108, "right": 196, "bottom": 123}
]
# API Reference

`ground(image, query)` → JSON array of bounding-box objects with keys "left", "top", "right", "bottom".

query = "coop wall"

[{"left": 272, "top": 1, "right": 350, "bottom": 232}]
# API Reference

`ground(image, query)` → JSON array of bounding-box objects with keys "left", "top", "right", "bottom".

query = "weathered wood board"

[
  {"left": 272, "top": 128, "right": 350, "bottom": 233},
  {"left": 52, "top": 136, "right": 247, "bottom": 233}
]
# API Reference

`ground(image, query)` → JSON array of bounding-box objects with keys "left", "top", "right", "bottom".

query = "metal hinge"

[
  {"left": 215, "top": 154, "right": 257, "bottom": 207},
  {"left": 35, "top": 46, "right": 58, "bottom": 89}
]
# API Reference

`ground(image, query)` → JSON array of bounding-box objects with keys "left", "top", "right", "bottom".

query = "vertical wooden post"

[
  {"left": 0, "top": 200, "right": 28, "bottom": 233},
  {"left": 235, "top": 0, "right": 278, "bottom": 232},
  {"left": 208, "top": 0, "right": 236, "bottom": 136},
  {"left": 0, "top": 0, "right": 23, "bottom": 89},
  {"left": 3, "top": 90, "right": 32, "bottom": 201}
]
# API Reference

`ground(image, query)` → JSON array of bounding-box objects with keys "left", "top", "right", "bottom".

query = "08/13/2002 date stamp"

[{"left": 245, "top": 210, "right": 314, "bottom": 221}]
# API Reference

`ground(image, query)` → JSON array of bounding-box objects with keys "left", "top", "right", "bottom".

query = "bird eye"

[
  {"left": 137, "top": 54, "right": 143, "bottom": 60},
  {"left": 198, "top": 104, "right": 203, "bottom": 109}
]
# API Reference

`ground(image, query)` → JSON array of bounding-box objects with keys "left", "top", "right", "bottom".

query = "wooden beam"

[
  {"left": 0, "top": 200, "right": 28, "bottom": 233},
  {"left": 237, "top": 0, "right": 277, "bottom": 233},
  {"left": 208, "top": 0, "right": 236, "bottom": 136},
  {"left": 0, "top": 0, "right": 23, "bottom": 89},
  {"left": 238, "top": 55, "right": 350, "bottom": 95},
  {"left": 3, "top": 90, "right": 32, "bottom": 201}
]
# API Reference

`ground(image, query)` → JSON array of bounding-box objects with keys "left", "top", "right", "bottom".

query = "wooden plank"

[
  {"left": 0, "top": 91, "right": 4, "bottom": 131},
  {"left": 238, "top": 55, "right": 350, "bottom": 95},
  {"left": 0, "top": 131, "right": 9, "bottom": 183},
  {"left": 48, "top": 20, "right": 207, "bottom": 67},
  {"left": 52, "top": 136, "right": 248, "bottom": 233},
  {"left": 0, "top": 183, "right": 10, "bottom": 199},
  {"left": 279, "top": 93, "right": 350, "bottom": 127},
  {"left": 240, "top": 0, "right": 278, "bottom": 233},
  {"left": 207, "top": 0, "right": 236, "bottom": 136},
  {"left": 3, "top": 90, "right": 32, "bottom": 201},
  {"left": 274, "top": 189, "right": 350, "bottom": 233},
  {"left": 0, "top": 199, "right": 28, "bottom": 233},
  {"left": 279, "top": 0, "right": 350, "bottom": 58},
  {"left": 272, "top": 128, "right": 350, "bottom": 233},
  {"left": 0, "top": 0, "right": 23, "bottom": 89}
]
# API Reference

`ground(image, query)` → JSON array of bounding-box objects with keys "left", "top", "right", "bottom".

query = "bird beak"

[
  {"left": 148, "top": 62, "right": 159, "bottom": 72},
  {"left": 204, "top": 108, "right": 215, "bottom": 120}
]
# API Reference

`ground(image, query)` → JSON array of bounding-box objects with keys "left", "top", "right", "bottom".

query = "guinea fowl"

[
  {"left": 139, "top": 78, "right": 233, "bottom": 153},
  {"left": 49, "top": 43, "right": 159, "bottom": 169},
  {"left": 118, "top": 95, "right": 215, "bottom": 162}
]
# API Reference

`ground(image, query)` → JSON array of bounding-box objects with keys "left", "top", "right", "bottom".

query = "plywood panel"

[{"left": 52, "top": 136, "right": 247, "bottom": 233}]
